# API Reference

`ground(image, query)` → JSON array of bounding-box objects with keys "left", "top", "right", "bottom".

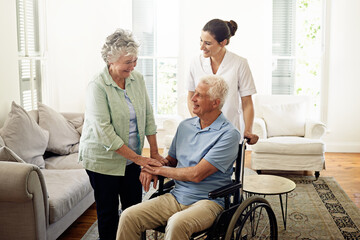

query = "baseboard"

[{"left": 325, "top": 142, "right": 360, "bottom": 153}]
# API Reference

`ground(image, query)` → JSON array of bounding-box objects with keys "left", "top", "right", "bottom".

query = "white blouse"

[{"left": 187, "top": 50, "right": 257, "bottom": 133}]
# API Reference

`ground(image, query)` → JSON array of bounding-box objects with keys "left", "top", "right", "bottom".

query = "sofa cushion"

[
  {"left": 45, "top": 153, "right": 83, "bottom": 169},
  {"left": 261, "top": 102, "right": 306, "bottom": 137},
  {"left": 252, "top": 136, "right": 325, "bottom": 155},
  {"left": 38, "top": 103, "right": 80, "bottom": 155},
  {"left": 0, "top": 102, "right": 49, "bottom": 168},
  {"left": 41, "top": 169, "right": 92, "bottom": 224}
]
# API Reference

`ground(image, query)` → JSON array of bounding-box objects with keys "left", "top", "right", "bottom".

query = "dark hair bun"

[{"left": 227, "top": 20, "right": 238, "bottom": 37}]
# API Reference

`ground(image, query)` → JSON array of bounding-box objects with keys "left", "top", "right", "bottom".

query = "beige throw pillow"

[
  {"left": 0, "top": 146, "right": 25, "bottom": 163},
  {"left": 38, "top": 103, "right": 80, "bottom": 155},
  {"left": 0, "top": 101, "right": 49, "bottom": 168},
  {"left": 68, "top": 116, "right": 84, "bottom": 135},
  {"left": 0, "top": 135, "right": 4, "bottom": 147}
]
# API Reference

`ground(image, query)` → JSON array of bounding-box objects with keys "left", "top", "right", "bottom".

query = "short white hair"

[
  {"left": 101, "top": 29, "right": 140, "bottom": 65},
  {"left": 199, "top": 75, "right": 229, "bottom": 109}
]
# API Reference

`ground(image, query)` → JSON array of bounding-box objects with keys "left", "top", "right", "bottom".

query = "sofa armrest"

[
  {"left": 253, "top": 117, "right": 267, "bottom": 139},
  {"left": 305, "top": 119, "right": 326, "bottom": 139},
  {"left": 0, "top": 162, "right": 49, "bottom": 239}
]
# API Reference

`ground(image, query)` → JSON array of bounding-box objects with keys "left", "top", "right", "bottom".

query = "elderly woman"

[{"left": 79, "top": 29, "right": 164, "bottom": 240}]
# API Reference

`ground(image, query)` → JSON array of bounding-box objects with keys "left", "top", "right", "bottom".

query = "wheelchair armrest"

[
  {"left": 149, "top": 176, "right": 175, "bottom": 199},
  {"left": 208, "top": 182, "right": 242, "bottom": 199}
]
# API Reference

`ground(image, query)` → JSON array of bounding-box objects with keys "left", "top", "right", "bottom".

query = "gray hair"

[
  {"left": 199, "top": 75, "right": 229, "bottom": 109},
  {"left": 101, "top": 29, "right": 140, "bottom": 65}
]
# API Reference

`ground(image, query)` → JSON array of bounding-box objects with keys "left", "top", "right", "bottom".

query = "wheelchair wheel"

[{"left": 224, "top": 196, "right": 278, "bottom": 240}]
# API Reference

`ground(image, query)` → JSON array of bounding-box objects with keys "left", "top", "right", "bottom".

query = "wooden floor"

[{"left": 58, "top": 151, "right": 360, "bottom": 240}]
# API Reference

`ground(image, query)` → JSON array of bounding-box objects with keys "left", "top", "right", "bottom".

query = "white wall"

[
  {"left": 322, "top": 0, "right": 360, "bottom": 152},
  {"left": 1, "top": 0, "right": 359, "bottom": 152},
  {"left": 177, "top": 0, "right": 272, "bottom": 119},
  {"left": 0, "top": 1, "right": 20, "bottom": 126},
  {"left": 45, "top": 0, "right": 132, "bottom": 112}
]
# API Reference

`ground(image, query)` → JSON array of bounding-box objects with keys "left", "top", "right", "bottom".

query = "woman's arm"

[
  {"left": 115, "top": 145, "right": 161, "bottom": 167},
  {"left": 146, "top": 134, "right": 168, "bottom": 166},
  {"left": 241, "top": 95, "right": 259, "bottom": 145}
]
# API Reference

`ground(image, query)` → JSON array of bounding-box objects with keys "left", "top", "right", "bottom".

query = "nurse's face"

[{"left": 200, "top": 30, "right": 223, "bottom": 58}]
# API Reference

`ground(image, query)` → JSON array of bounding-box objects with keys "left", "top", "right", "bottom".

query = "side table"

[{"left": 243, "top": 174, "right": 296, "bottom": 229}]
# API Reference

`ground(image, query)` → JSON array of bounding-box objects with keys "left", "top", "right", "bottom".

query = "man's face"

[{"left": 191, "top": 82, "right": 214, "bottom": 117}]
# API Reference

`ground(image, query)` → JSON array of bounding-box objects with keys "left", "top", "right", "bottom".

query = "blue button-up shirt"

[{"left": 168, "top": 113, "right": 241, "bottom": 207}]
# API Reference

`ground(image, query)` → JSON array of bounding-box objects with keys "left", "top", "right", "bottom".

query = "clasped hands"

[{"left": 139, "top": 152, "right": 168, "bottom": 192}]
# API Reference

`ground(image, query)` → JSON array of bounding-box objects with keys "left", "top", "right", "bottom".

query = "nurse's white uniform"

[{"left": 187, "top": 50, "right": 257, "bottom": 134}]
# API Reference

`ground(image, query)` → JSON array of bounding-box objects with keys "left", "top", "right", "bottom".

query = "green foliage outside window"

[
  {"left": 295, "top": 0, "right": 323, "bottom": 113},
  {"left": 157, "top": 60, "right": 177, "bottom": 115}
]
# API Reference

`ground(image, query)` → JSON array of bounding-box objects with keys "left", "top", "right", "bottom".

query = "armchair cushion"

[
  {"left": 261, "top": 102, "right": 306, "bottom": 137},
  {"left": 252, "top": 136, "right": 325, "bottom": 155}
]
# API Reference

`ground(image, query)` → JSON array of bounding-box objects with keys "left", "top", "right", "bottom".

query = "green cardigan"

[{"left": 79, "top": 66, "right": 156, "bottom": 176}]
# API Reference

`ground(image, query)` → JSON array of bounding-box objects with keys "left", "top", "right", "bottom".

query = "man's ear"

[{"left": 213, "top": 98, "right": 221, "bottom": 109}]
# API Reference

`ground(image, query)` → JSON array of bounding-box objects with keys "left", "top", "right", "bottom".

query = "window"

[
  {"left": 132, "top": 0, "right": 179, "bottom": 115},
  {"left": 16, "top": 0, "right": 45, "bottom": 111},
  {"left": 272, "top": 0, "right": 324, "bottom": 118}
]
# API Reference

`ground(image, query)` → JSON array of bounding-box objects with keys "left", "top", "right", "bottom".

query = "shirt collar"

[
  {"left": 201, "top": 49, "right": 228, "bottom": 69},
  {"left": 192, "top": 113, "right": 227, "bottom": 131},
  {"left": 102, "top": 66, "right": 135, "bottom": 89}
]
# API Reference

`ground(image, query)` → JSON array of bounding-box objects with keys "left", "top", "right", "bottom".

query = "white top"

[{"left": 187, "top": 50, "right": 257, "bottom": 132}]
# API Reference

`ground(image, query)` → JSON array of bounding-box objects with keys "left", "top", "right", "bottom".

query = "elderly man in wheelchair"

[{"left": 116, "top": 75, "right": 278, "bottom": 240}]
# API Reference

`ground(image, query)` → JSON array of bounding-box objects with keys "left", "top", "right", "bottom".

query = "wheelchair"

[{"left": 143, "top": 139, "right": 278, "bottom": 240}]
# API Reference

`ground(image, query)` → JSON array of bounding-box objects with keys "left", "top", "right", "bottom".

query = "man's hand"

[
  {"left": 139, "top": 171, "right": 158, "bottom": 192},
  {"left": 244, "top": 131, "right": 259, "bottom": 145},
  {"left": 142, "top": 165, "right": 164, "bottom": 176}
]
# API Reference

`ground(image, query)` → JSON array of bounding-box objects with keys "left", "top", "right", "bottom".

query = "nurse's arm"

[
  {"left": 143, "top": 158, "right": 218, "bottom": 183},
  {"left": 241, "top": 95, "right": 258, "bottom": 145}
]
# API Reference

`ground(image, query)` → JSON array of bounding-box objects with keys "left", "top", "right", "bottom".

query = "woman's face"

[
  {"left": 109, "top": 54, "right": 138, "bottom": 80},
  {"left": 200, "top": 30, "right": 223, "bottom": 58}
]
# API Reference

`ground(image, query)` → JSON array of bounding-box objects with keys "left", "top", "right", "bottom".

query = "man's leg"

[
  {"left": 165, "top": 200, "right": 223, "bottom": 240},
  {"left": 116, "top": 193, "right": 181, "bottom": 240}
]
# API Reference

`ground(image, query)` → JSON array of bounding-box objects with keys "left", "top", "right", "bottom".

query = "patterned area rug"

[{"left": 81, "top": 176, "right": 360, "bottom": 240}]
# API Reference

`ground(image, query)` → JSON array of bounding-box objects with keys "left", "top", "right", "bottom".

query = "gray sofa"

[{"left": 0, "top": 102, "right": 94, "bottom": 240}]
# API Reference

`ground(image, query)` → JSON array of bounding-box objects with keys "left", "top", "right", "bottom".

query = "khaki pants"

[{"left": 116, "top": 193, "right": 223, "bottom": 240}]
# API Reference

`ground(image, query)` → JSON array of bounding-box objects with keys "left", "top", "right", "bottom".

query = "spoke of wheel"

[
  {"left": 253, "top": 205, "right": 261, "bottom": 236},
  {"left": 258, "top": 218, "right": 270, "bottom": 238}
]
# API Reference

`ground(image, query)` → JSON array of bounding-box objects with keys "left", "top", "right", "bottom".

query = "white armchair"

[{"left": 251, "top": 95, "right": 326, "bottom": 178}]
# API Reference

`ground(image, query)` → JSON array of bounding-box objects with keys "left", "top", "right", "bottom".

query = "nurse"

[{"left": 187, "top": 18, "right": 259, "bottom": 144}]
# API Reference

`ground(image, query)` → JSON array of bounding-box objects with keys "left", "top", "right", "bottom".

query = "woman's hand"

[
  {"left": 136, "top": 156, "right": 163, "bottom": 169},
  {"left": 244, "top": 131, "right": 259, "bottom": 145},
  {"left": 150, "top": 152, "right": 169, "bottom": 166},
  {"left": 139, "top": 171, "right": 158, "bottom": 192}
]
